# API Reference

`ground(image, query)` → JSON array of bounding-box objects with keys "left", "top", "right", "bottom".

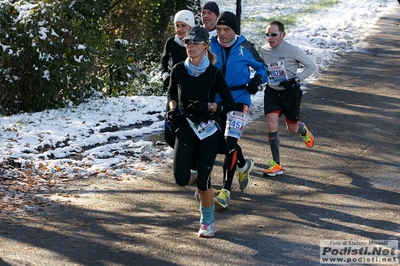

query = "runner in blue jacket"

[{"left": 210, "top": 11, "right": 268, "bottom": 209}]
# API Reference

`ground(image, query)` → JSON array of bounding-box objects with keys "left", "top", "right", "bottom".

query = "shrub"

[
  {"left": 0, "top": 0, "right": 200, "bottom": 115},
  {"left": 0, "top": 0, "right": 111, "bottom": 115}
]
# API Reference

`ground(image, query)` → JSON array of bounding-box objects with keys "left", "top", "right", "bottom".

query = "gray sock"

[{"left": 298, "top": 122, "right": 306, "bottom": 136}]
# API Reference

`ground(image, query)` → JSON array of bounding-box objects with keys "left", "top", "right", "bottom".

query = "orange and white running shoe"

[
  {"left": 300, "top": 123, "right": 314, "bottom": 148},
  {"left": 263, "top": 160, "right": 283, "bottom": 177}
]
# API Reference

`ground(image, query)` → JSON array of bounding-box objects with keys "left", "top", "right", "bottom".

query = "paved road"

[{"left": 1, "top": 6, "right": 399, "bottom": 266}]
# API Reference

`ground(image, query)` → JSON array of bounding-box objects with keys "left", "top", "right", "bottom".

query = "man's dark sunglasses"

[{"left": 265, "top": 32, "right": 281, "bottom": 37}]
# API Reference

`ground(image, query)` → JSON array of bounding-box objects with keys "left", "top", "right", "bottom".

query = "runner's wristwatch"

[
  {"left": 294, "top": 76, "right": 301, "bottom": 85},
  {"left": 209, "top": 103, "right": 214, "bottom": 112}
]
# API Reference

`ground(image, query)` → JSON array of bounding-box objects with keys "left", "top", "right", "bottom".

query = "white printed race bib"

[
  {"left": 267, "top": 60, "right": 288, "bottom": 86},
  {"left": 225, "top": 111, "right": 247, "bottom": 139},
  {"left": 186, "top": 118, "right": 218, "bottom": 140}
]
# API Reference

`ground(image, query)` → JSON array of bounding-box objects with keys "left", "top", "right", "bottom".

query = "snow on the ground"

[{"left": 0, "top": 0, "right": 397, "bottom": 213}]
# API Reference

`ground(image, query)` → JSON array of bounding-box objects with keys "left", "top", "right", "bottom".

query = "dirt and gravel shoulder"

[{"left": 1, "top": 6, "right": 400, "bottom": 266}]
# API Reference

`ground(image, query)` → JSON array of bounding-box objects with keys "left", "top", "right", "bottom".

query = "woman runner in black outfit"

[{"left": 167, "top": 26, "right": 234, "bottom": 237}]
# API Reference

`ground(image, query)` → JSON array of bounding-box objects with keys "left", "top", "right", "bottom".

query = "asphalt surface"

[{"left": 1, "top": 6, "right": 400, "bottom": 266}]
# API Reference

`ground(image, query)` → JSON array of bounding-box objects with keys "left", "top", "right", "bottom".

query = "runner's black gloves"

[
  {"left": 279, "top": 78, "right": 298, "bottom": 90},
  {"left": 162, "top": 76, "right": 170, "bottom": 92},
  {"left": 187, "top": 100, "right": 208, "bottom": 113},
  {"left": 166, "top": 108, "right": 181, "bottom": 132},
  {"left": 166, "top": 108, "right": 177, "bottom": 124},
  {"left": 247, "top": 76, "right": 262, "bottom": 94}
]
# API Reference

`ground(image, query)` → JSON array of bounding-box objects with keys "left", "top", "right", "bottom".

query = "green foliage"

[
  {"left": 103, "top": 0, "right": 200, "bottom": 97},
  {"left": 0, "top": 0, "right": 200, "bottom": 115},
  {"left": 0, "top": 0, "right": 112, "bottom": 114},
  {"left": 307, "top": 0, "right": 339, "bottom": 11}
]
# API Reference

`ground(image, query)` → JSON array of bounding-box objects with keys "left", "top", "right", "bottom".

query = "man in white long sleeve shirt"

[{"left": 260, "top": 20, "right": 317, "bottom": 177}]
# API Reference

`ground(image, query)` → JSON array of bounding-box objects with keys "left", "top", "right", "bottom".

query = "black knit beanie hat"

[
  {"left": 201, "top": 1, "right": 220, "bottom": 17},
  {"left": 216, "top": 11, "right": 238, "bottom": 34}
]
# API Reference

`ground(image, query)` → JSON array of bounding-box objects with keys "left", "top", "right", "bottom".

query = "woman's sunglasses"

[{"left": 184, "top": 40, "right": 206, "bottom": 45}]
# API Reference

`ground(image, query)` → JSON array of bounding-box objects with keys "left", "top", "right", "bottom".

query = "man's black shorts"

[{"left": 263, "top": 85, "right": 303, "bottom": 122}]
